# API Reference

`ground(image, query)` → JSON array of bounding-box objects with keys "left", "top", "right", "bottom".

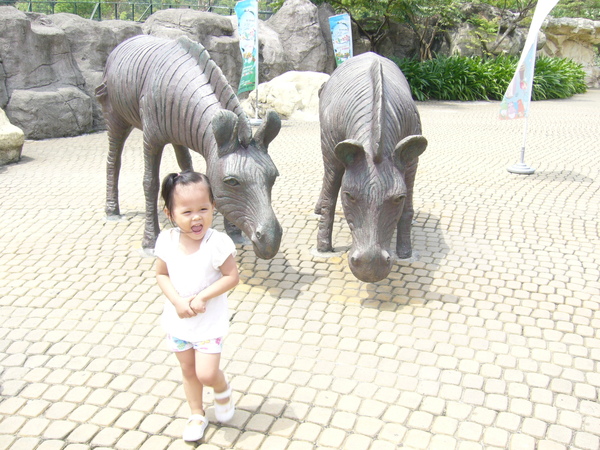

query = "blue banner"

[
  {"left": 235, "top": 0, "right": 259, "bottom": 94},
  {"left": 328, "top": 13, "right": 353, "bottom": 66}
]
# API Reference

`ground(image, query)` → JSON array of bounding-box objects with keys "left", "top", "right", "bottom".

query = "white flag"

[{"left": 499, "top": 0, "right": 560, "bottom": 120}]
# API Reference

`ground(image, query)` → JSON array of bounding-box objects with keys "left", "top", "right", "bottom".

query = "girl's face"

[{"left": 166, "top": 181, "right": 215, "bottom": 245}]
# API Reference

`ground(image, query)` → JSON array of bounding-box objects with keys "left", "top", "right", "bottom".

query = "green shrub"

[
  {"left": 532, "top": 56, "right": 588, "bottom": 100},
  {"left": 392, "top": 55, "right": 587, "bottom": 101}
]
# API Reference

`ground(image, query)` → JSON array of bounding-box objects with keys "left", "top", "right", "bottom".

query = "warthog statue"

[
  {"left": 316, "top": 52, "right": 427, "bottom": 282},
  {"left": 96, "top": 35, "right": 282, "bottom": 259}
]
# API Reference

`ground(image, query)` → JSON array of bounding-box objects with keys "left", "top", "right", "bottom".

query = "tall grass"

[{"left": 392, "top": 55, "right": 587, "bottom": 101}]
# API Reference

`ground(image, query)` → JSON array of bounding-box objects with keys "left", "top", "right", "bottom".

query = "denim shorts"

[{"left": 166, "top": 334, "right": 223, "bottom": 354}]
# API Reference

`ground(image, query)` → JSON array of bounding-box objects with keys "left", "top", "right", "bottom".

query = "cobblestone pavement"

[{"left": 1, "top": 89, "right": 599, "bottom": 450}]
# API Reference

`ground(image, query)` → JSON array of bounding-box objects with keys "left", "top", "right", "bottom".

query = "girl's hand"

[
  {"left": 190, "top": 295, "right": 208, "bottom": 314},
  {"left": 175, "top": 297, "right": 197, "bottom": 318}
]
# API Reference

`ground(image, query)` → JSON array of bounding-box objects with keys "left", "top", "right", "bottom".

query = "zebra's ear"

[
  {"left": 254, "top": 110, "right": 281, "bottom": 151},
  {"left": 393, "top": 135, "right": 427, "bottom": 169},
  {"left": 213, "top": 110, "right": 240, "bottom": 158},
  {"left": 334, "top": 139, "right": 365, "bottom": 167}
]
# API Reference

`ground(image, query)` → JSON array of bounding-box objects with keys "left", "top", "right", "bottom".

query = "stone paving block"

[
  {"left": 42, "top": 420, "right": 78, "bottom": 440},
  {"left": 138, "top": 435, "right": 171, "bottom": 450},
  {"left": 36, "top": 440, "right": 67, "bottom": 450},
  {"left": 4, "top": 438, "right": 39, "bottom": 450},
  {"left": 114, "top": 411, "right": 145, "bottom": 430},
  {"left": 403, "top": 429, "right": 431, "bottom": 449},
  {"left": 19, "top": 417, "right": 50, "bottom": 436},
  {"left": 90, "top": 427, "right": 125, "bottom": 447},
  {"left": 293, "top": 422, "right": 321, "bottom": 442},
  {"left": 66, "top": 423, "right": 101, "bottom": 444},
  {"left": 18, "top": 399, "right": 50, "bottom": 418},
  {"left": 287, "top": 442, "right": 314, "bottom": 450},
  {"left": 536, "top": 440, "right": 567, "bottom": 450},
  {"left": 114, "top": 430, "right": 148, "bottom": 450}
]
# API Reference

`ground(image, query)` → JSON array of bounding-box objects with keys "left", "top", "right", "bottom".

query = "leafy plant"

[
  {"left": 532, "top": 56, "right": 588, "bottom": 100},
  {"left": 392, "top": 54, "right": 587, "bottom": 101}
]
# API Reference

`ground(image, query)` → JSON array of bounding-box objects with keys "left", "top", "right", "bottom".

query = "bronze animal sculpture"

[
  {"left": 96, "top": 35, "right": 282, "bottom": 259},
  {"left": 316, "top": 52, "right": 427, "bottom": 282}
]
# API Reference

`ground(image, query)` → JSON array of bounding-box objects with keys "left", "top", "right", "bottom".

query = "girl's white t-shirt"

[{"left": 154, "top": 227, "right": 236, "bottom": 342}]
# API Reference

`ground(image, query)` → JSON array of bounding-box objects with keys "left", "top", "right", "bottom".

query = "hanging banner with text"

[
  {"left": 235, "top": 0, "right": 259, "bottom": 95},
  {"left": 499, "top": 0, "right": 560, "bottom": 120},
  {"left": 328, "top": 13, "right": 353, "bottom": 66}
]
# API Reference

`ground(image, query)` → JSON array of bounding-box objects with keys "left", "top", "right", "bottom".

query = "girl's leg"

[
  {"left": 194, "top": 352, "right": 228, "bottom": 395},
  {"left": 194, "top": 351, "right": 234, "bottom": 421},
  {"left": 175, "top": 349, "right": 205, "bottom": 415}
]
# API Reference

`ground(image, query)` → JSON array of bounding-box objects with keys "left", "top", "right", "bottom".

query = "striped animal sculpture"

[
  {"left": 316, "top": 52, "right": 428, "bottom": 282},
  {"left": 96, "top": 35, "right": 282, "bottom": 259}
]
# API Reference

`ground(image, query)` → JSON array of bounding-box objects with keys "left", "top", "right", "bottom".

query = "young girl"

[{"left": 155, "top": 171, "right": 239, "bottom": 442}]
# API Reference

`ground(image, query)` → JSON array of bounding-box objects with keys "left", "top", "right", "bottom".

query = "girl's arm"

[
  {"left": 155, "top": 257, "right": 197, "bottom": 318},
  {"left": 189, "top": 254, "right": 239, "bottom": 313}
]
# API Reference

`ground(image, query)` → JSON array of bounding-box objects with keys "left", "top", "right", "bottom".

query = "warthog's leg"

[
  {"left": 396, "top": 159, "right": 418, "bottom": 259},
  {"left": 316, "top": 160, "right": 344, "bottom": 253},
  {"left": 142, "top": 136, "right": 165, "bottom": 250},
  {"left": 172, "top": 144, "right": 194, "bottom": 172},
  {"left": 105, "top": 116, "right": 132, "bottom": 217}
]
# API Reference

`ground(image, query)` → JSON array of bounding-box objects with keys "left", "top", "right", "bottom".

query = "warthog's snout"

[{"left": 349, "top": 247, "right": 393, "bottom": 283}]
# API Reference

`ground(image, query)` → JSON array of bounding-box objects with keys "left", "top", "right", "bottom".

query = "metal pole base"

[{"left": 507, "top": 162, "right": 535, "bottom": 174}]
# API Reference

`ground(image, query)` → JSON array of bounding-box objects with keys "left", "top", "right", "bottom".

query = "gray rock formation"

[
  {"left": 241, "top": 71, "right": 330, "bottom": 121},
  {"left": 0, "top": 7, "right": 141, "bottom": 138},
  {"left": 267, "top": 0, "right": 329, "bottom": 74},
  {"left": 0, "top": 108, "right": 23, "bottom": 165},
  {"left": 49, "top": 14, "right": 141, "bottom": 129},
  {"left": 0, "top": 64, "right": 8, "bottom": 109},
  {"left": 316, "top": 3, "right": 337, "bottom": 74},
  {"left": 9, "top": 86, "right": 92, "bottom": 140},
  {"left": 543, "top": 17, "right": 600, "bottom": 88},
  {"left": 376, "top": 21, "right": 421, "bottom": 60},
  {"left": 0, "top": 7, "right": 91, "bottom": 138}
]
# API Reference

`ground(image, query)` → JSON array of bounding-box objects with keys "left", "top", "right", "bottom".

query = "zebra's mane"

[{"left": 176, "top": 36, "right": 252, "bottom": 146}]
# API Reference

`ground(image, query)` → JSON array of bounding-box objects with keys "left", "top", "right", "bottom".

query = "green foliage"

[
  {"left": 473, "top": 0, "right": 598, "bottom": 19},
  {"left": 466, "top": 16, "right": 499, "bottom": 35},
  {"left": 549, "top": 0, "right": 600, "bottom": 20},
  {"left": 532, "top": 56, "right": 588, "bottom": 100},
  {"left": 392, "top": 54, "right": 587, "bottom": 101}
]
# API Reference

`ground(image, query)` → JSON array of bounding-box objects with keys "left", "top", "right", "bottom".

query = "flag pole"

[
  {"left": 500, "top": 0, "right": 559, "bottom": 175},
  {"left": 250, "top": 43, "right": 261, "bottom": 126},
  {"left": 508, "top": 116, "right": 535, "bottom": 174},
  {"left": 249, "top": 4, "right": 262, "bottom": 126}
]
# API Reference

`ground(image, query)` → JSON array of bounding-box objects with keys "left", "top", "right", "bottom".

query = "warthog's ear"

[
  {"left": 254, "top": 110, "right": 281, "bottom": 151},
  {"left": 394, "top": 135, "right": 427, "bottom": 169},
  {"left": 334, "top": 139, "right": 366, "bottom": 167},
  {"left": 213, "top": 110, "right": 240, "bottom": 158}
]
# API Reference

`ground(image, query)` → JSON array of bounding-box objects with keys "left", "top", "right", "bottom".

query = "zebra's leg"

[
  {"left": 223, "top": 217, "right": 250, "bottom": 245},
  {"left": 142, "top": 136, "right": 165, "bottom": 251},
  {"left": 315, "top": 130, "right": 344, "bottom": 253},
  {"left": 105, "top": 115, "right": 133, "bottom": 217},
  {"left": 172, "top": 144, "right": 194, "bottom": 172},
  {"left": 396, "top": 160, "right": 418, "bottom": 259}
]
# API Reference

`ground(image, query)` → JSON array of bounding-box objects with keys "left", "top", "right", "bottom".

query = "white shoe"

[
  {"left": 182, "top": 414, "right": 208, "bottom": 441},
  {"left": 214, "top": 382, "right": 235, "bottom": 422}
]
